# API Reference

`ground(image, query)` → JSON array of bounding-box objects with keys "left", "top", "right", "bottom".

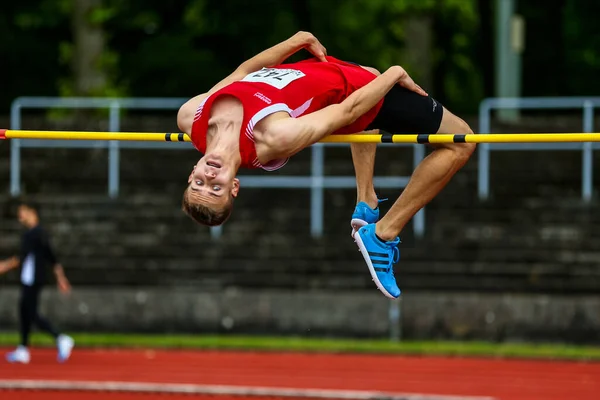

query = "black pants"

[
  {"left": 20, "top": 284, "right": 60, "bottom": 346},
  {"left": 343, "top": 60, "right": 444, "bottom": 134},
  {"left": 366, "top": 85, "right": 444, "bottom": 134}
]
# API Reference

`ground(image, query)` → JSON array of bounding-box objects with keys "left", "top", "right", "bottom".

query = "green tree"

[
  {"left": 563, "top": 0, "right": 600, "bottom": 95},
  {"left": 519, "top": 0, "right": 600, "bottom": 97},
  {"left": 60, "top": 0, "right": 123, "bottom": 97},
  {"left": 0, "top": 0, "right": 70, "bottom": 109},
  {"left": 308, "top": 0, "right": 483, "bottom": 112}
]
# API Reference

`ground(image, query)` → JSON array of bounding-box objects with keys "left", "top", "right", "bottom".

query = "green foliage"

[
  {"left": 0, "top": 0, "right": 598, "bottom": 112},
  {"left": 562, "top": 0, "right": 600, "bottom": 95},
  {"left": 13, "top": 0, "right": 70, "bottom": 29},
  {"left": 433, "top": 1, "right": 483, "bottom": 112},
  {"left": 61, "top": 1, "right": 123, "bottom": 98},
  {"left": 518, "top": 0, "right": 600, "bottom": 97},
  {"left": 114, "top": 0, "right": 483, "bottom": 112},
  {"left": 89, "top": 5, "right": 118, "bottom": 25}
]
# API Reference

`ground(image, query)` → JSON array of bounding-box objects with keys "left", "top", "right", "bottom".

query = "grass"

[{"left": 0, "top": 333, "right": 599, "bottom": 361}]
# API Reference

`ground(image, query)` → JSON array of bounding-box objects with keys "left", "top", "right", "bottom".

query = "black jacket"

[{"left": 20, "top": 225, "right": 58, "bottom": 286}]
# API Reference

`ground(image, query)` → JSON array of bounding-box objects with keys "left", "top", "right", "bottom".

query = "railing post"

[
  {"left": 582, "top": 101, "right": 594, "bottom": 202},
  {"left": 388, "top": 298, "right": 402, "bottom": 342},
  {"left": 108, "top": 101, "right": 121, "bottom": 198},
  {"left": 9, "top": 101, "right": 22, "bottom": 197},
  {"left": 310, "top": 144, "right": 325, "bottom": 238},
  {"left": 478, "top": 100, "right": 492, "bottom": 200},
  {"left": 412, "top": 145, "right": 426, "bottom": 238},
  {"left": 210, "top": 225, "right": 222, "bottom": 239},
  {"left": 9, "top": 140, "right": 21, "bottom": 197}
]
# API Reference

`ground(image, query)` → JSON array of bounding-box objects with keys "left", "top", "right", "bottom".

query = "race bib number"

[{"left": 242, "top": 68, "right": 305, "bottom": 89}]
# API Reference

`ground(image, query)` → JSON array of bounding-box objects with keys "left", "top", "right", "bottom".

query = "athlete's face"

[
  {"left": 187, "top": 155, "right": 240, "bottom": 207},
  {"left": 17, "top": 205, "right": 37, "bottom": 228}
]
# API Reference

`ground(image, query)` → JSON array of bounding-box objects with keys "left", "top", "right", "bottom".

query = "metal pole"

[
  {"left": 310, "top": 144, "right": 325, "bottom": 238},
  {"left": 412, "top": 145, "right": 426, "bottom": 238},
  {"left": 9, "top": 101, "right": 22, "bottom": 196},
  {"left": 210, "top": 225, "right": 223, "bottom": 239},
  {"left": 108, "top": 102, "right": 121, "bottom": 198},
  {"left": 388, "top": 299, "right": 402, "bottom": 341},
  {"left": 478, "top": 101, "right": 492, "bottom": 200},
  {"left": 582, "top": 101, "right": 594, "bottom": 202},
  {"left": 495, "top": 0, "right": 521, "bottom": 122}
]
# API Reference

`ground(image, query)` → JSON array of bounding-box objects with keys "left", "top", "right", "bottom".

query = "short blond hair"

[{"left": 181, "top": 186, "right": 234, "bottom": 226}]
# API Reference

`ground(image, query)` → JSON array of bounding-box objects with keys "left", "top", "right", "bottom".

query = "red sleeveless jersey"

[{"left": 191, "top": 56, "right": 383, "bottom": 170}]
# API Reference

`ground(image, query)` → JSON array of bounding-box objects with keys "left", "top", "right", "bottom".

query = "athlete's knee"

[
  {"left": 438, "top": 111, "right": 475, "bottom": 162},
  {"left": 455, "top": 118, "right": 475, "bottom": 161}
]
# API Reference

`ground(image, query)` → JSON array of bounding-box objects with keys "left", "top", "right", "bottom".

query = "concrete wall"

[{"left": 1, "top": 287, "right": 598, "bottom": 344}]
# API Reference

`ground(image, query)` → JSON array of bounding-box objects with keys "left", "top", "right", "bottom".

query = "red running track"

[{"left": 0, "top": 348, "right": 598, "bottom": 400}]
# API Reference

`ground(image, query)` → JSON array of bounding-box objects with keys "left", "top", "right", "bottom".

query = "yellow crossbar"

[{"left": 2, "top": 129, "right": 600, "bottom": 144}]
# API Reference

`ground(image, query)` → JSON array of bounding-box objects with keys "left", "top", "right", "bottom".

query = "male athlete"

[
  {"left": 0, "top": 200, "right": 74, "bottom": 363},
  {"left": 177, "top": 31, "right": 474, "bottom": 299}
]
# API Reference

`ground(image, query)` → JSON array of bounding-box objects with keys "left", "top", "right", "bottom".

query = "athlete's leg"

[
  {"left": 5, "top": 287, "right": 33, "bottom": 363},
  {"left": 353, "top": 86, "right": 474, "bottom": 298},
  {"left": 350, "top": 141, "right": 380, "bottom": 236},
  {"left": 351, "top": 142, "right": 378, "bottom": 207},
  {"left": 32, "top": 289, "right": 61, "bottom": 340},
  {"left": 349, "top": 66, "right": 382, "bottom": 234},
  {"left": 7, "top": 285, "right": 35, "bottom": 363},
  {"left": 19, "top": 285, "right": 35, "bottom": 347},
  {"left": 352, "top": 65, "right": 380, "bottom": 208},
  {"left": 375, "top": 108, "right": 474, "bottom": 240},
  {"left": 28, "top": 285, "right": 74, "bottom": 362}
]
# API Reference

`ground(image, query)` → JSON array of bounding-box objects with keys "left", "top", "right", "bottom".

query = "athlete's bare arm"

[
  {"left": 261, "top": 66, "right": 426, "bottom": 160},
  {"left": 0, "top": 256, "right": 19, "bottom": 274},
  {"left": 54, "top": 263, "right": 71, "bottom": 294},
  {"left": 177, "top": 31, "right": 327, "bottom": 133}
]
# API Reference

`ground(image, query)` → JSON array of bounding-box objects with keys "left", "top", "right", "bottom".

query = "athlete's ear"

[
  {"left": 188, "top": 164, "right": 197, "bottom": 184},
  {"left": 231, "top": 178, "right": 240, "bottom": 198}
]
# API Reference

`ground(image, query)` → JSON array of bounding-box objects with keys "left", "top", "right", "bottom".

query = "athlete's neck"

[
  {"left": 205, "top": 128, "right": 242, "bottom": 169},
  {"left": 205, "top": 95, "right": 244, "bottom": 169}
]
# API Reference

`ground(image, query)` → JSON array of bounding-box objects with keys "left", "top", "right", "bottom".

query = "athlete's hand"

[
  {"left": 57, "top": 276, "right": 71, "bottom": 295},
  {"left": 295, "top": 31, "right": 328, "bottom": 62},
  {"left": 395, "top": 66, "right": 428, "bottom": 97},
  {"left": 306, "top": 36, "right": 328, "bottom": 63}
]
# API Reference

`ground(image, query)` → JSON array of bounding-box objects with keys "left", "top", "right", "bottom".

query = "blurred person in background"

[{"left": 0, "top": 200, "right": 74, "bottom": 364}]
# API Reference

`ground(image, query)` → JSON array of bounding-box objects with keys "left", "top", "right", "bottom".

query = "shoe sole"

[
  {"left": 353, "top": 232, "right": 399, "bottom": 299},
  {"left": 350, "top": 218, "right": 367, "bottom": 238}
]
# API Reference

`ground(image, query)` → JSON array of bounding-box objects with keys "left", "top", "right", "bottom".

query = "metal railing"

[
  {"left": 9, "top": 97, "right": 426, "bottom": 240},
  {"left": 478, "top": 97, "right": 599, "bottom": 201}
]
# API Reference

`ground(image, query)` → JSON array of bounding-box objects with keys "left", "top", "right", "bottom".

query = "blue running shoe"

[
  {"left": 350, "top": 198, "right": 387, "bottom": 237},
  {"left": 354, "top": 223, "right": 401, "bottom": 299}
]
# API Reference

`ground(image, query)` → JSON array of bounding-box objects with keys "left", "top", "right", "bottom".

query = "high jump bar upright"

[{"left": 2, "top": 129, "right": 600, "bottom": 144}]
